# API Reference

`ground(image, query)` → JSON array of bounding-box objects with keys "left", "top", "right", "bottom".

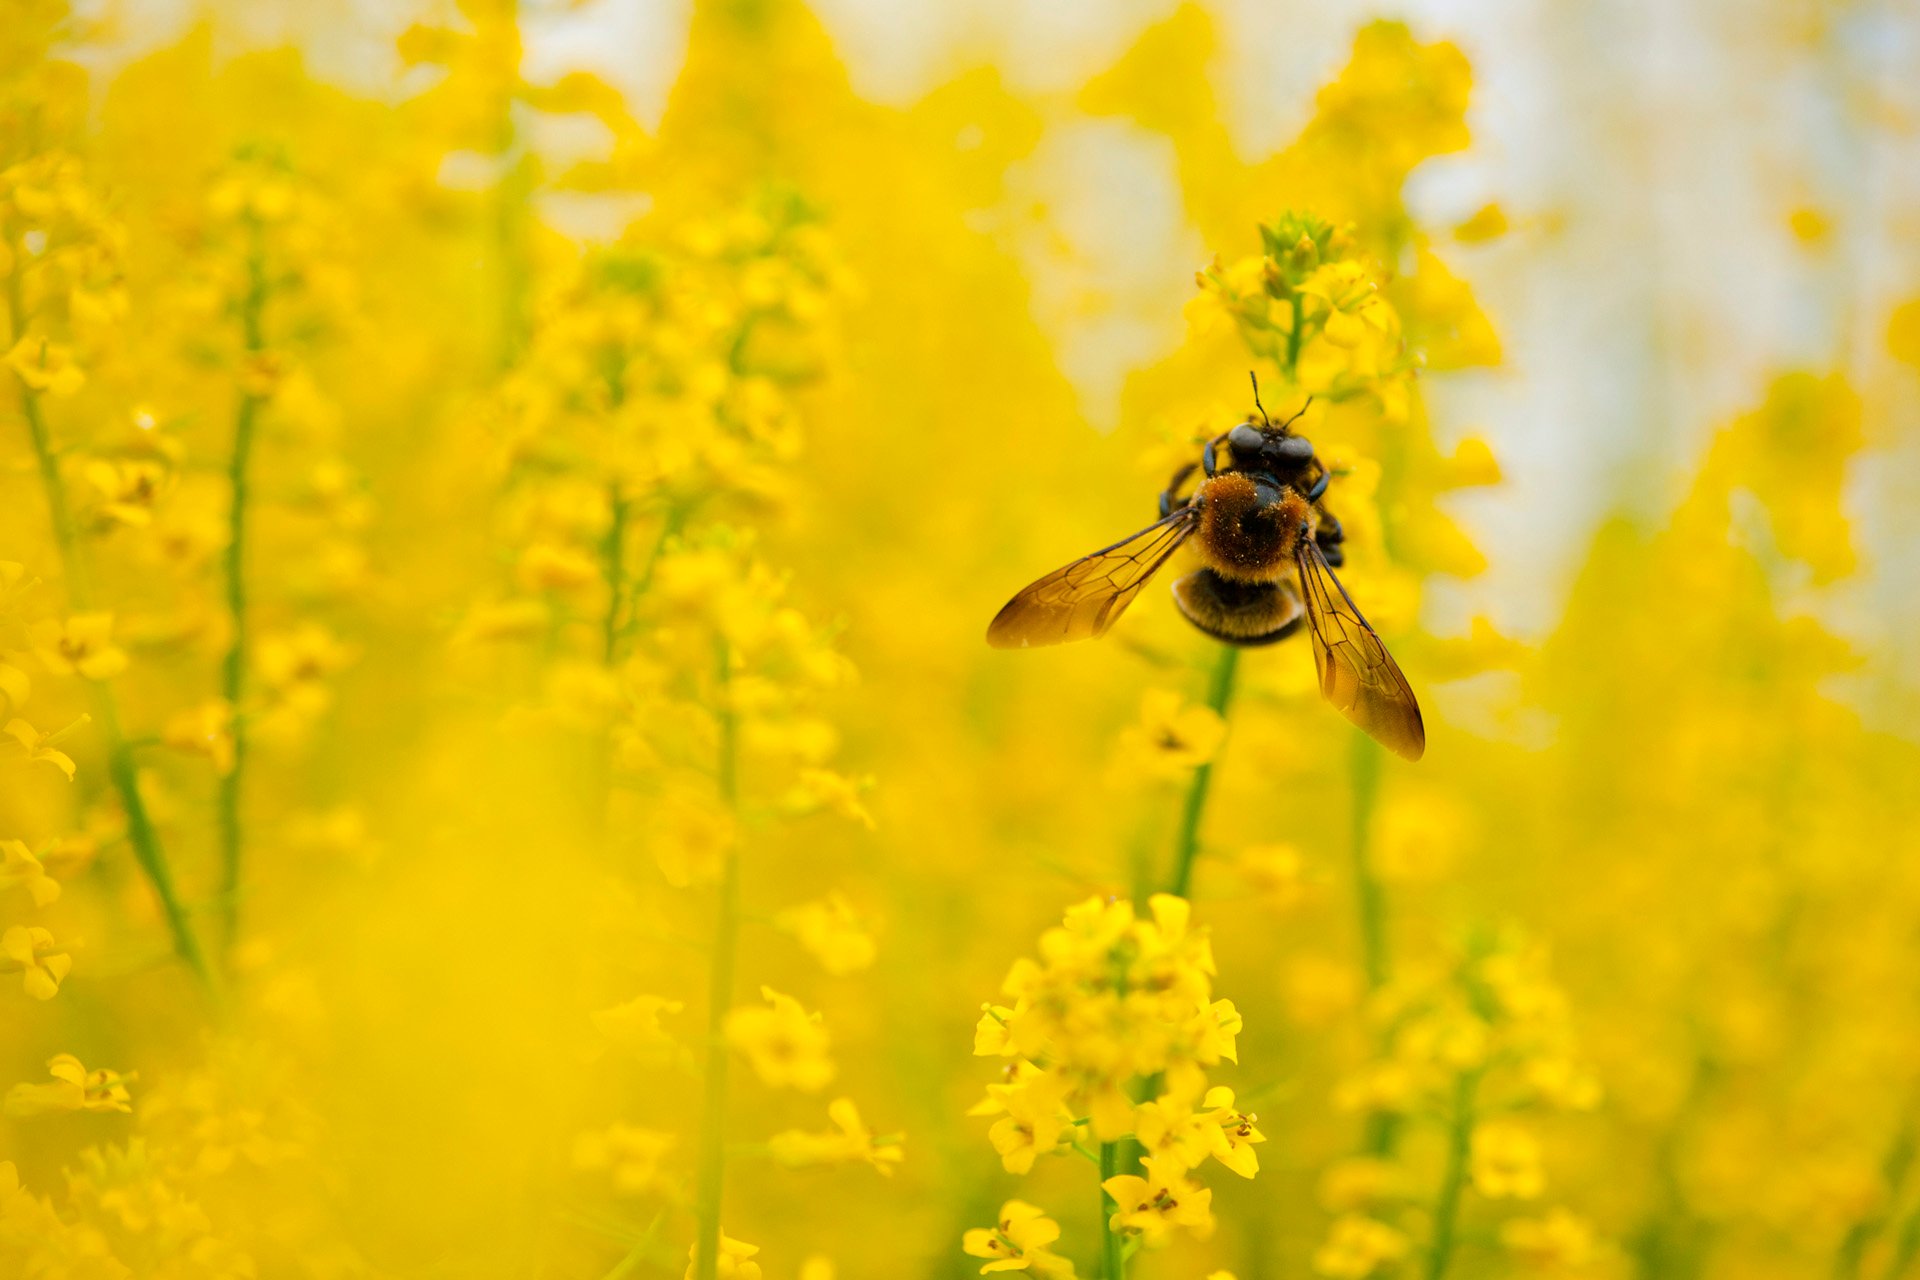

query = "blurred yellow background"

[{"left": 3, "top": 2, "right": 1918, "bottom": 1278}]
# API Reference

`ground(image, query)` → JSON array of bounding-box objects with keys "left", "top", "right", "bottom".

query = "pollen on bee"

[{"left": 1194, "top": 475, "right": 1308, "bottom": 582}]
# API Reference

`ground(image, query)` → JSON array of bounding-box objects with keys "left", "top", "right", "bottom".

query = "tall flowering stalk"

[
  {"left": 3, "top": 144, "right": 215, "bottom": 995},
  {"left": 210, "top": 158, "right": 271, "bottom": 961},
  {"left": 465, "top": 188, "right": 882, "bottom": 1278},
  {"left": 969, "top": 897, "right": 1254, "bottom": 1278}
]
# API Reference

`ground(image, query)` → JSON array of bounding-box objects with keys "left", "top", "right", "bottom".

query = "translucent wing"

[
  {"left": 1295, "top": 539, "right": 1426, "bottom": 760},
  {"left": 987, "top": 508, "right": 1199, "bottom": 648}
]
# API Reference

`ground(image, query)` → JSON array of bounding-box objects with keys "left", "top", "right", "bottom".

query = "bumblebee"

[{"left": 986, "top": 380, "right": 1425, "bottom": 761}]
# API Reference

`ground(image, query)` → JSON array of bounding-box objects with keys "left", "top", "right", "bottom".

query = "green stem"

[
  {"left": 7, "top": 273, "right": 214, "bottom": 996},
  {"left": 1286, "top": 293, "right": 1305, "bottom": 375},
  {"left": 1165, "top": 644, "right": 1240, "bottom": 899},
  {"left": 692, "top": 645, "right": 741, "bottom": 1280},
  {"left": 601, "top": 487, "right": 628, "bottom": 665},
  {"left": 216, "top": 233, "right": 268, "bottom": 962},
  {"left": 1347, "top": 731, "right": 1400, "bottom": 1155},
  {"left": 1425, "top": 1071, "right": 1479, "bottom": 1280},
  {"left": 1099, "top": 1140, "right": 1126, "bottom": 1280}
]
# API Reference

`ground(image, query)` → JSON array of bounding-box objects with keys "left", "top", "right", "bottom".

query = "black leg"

[{"left": 1158, "top": 462, "right": 1197, "bottom": 517}]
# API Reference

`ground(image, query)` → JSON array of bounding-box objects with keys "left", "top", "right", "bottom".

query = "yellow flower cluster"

[
  {"left": 1313, "top": 931, "right": 1601, "bottom": 1276},
  {"left": 970, "top": 896, "right": 1254, "bottom": 1263}
]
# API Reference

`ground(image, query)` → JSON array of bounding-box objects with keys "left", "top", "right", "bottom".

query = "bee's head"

[{"left": 1226, "top": 421, "right": 1315, "bottom": 477}]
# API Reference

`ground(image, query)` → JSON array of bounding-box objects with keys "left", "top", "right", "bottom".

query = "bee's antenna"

[
  {"left": 1249, "top": 371, "right": 1272, "bottom": 428},
  {"left": 1280, "top": 394, "right": 1314, "bottom": 431}
]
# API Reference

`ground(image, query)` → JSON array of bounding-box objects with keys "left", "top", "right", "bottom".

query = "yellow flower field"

[{"left": 3, "top": 2, "right": 1918, "bottom": 1278}]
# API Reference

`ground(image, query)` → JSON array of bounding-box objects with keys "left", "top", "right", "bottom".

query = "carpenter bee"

[{"left": 986, "top": 377, "right": 1425, "bottom": 761}]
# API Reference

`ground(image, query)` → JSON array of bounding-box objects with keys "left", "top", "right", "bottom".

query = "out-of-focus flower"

[
  {"left": 30, "top": 614, "right": 127, "bottom": 679},
  {"left": 6, "top": 1054, "right": 132, "bottom": 1116},
  {"left": 85, "top": 458, "right": 171, "bottom": 528},
  {"left": 776, "top": 893, "right": 876, "bottom": 974},
  {"left": 1113, "top": 689, "right": 1227, "bottom": 780},
  {"left": 685, "top": 1234, "right": 761, "bottom": 1280},
  {"left": 0, "top": 839, "right": 61, "bottom": 906},
  {"left": 1500, "top": 1208, "right": 1598, "bottom": 1268},
  {"left": 571, "top": 1124, "right": 674, "bottom": 1196},
  {"left": 4, "top": 334, "right": 84, "bottom": 396},
  {"left": 1312, "top": 1214, "right": 1410, "bottom": 1278},
  {"left": 162, "top": 699, "right": 235, "bottom": 774},
  {"left": 1471, "top": 1119, "right": 1545, "bottom": 1200},
  {"left": 1, "top": 926, "right": 71, "bottom": 1000},
  {"left": 592, "top": 994, "right": 685, "bottom": 1063},
  {"left": 769, "top": 1098, "right": 903, "bottom": 1176},
  {"left": 725, "top": 987, "right": 833, "bottom": 1091}
]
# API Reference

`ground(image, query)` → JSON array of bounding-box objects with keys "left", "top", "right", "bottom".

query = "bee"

[{"left": 986, "top": 378, "right": 1425, "bottom": 761}]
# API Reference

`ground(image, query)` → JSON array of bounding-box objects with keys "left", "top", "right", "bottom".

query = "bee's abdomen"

[
  {"left": 1172, "top": 568, "right": 1304, "bottom": 646},
  {"left": 1195, "top": 473, "right": 1306, "bottom": 582}
]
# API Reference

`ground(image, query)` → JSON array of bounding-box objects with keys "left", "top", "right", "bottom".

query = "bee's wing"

[
  {"left": 1295, "top": 538, "right": 1426, "bottom": 760},
  {"left": 987, "top": 507, "right": 1200, "bottom": 648}
]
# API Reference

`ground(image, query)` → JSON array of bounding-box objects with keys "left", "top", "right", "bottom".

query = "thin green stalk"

[
  {"left": 1285, "top": 293, "right": 1304, "bottom": 374},
  {"left": 6, "top": 289, "right": 214, "bottom": 995},
  {"left": 1347, "top": 731, "right": 1401, "bottom": 1155},
  {"left": 216, "top": 233, "right": 268, "bottom": 960},
  {"left": 1885, "top": 1210, "right": 1920, "bottom": 1280},
  {"left": 1099, "top": 1140, "right": 1125, "bottom": 1280},
  {"left": 1165, "top": 644, "right": 1240, "bottom": 899},
  {"left": 692, "top": 645, "right": 741, "bottom": 1280},
  {"left": 1425, "top": 1071, "right": 1479, "bottom": 1280},
  {"left": 601, "top": 487, "right": 629, "bottom": 665}
]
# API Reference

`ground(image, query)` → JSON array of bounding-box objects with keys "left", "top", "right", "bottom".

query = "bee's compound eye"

[
  {"left": 1227, "top": 424, "right": 1264, "bottom": 452},
  {"left": 1274, "top": 435, "right": 1314, "bottom": 462}
]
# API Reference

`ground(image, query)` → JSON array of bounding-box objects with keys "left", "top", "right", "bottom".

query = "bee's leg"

[
  {"left": 1304, "top": 468, "right": 1332, "bottom": 502},
  {"left": 1315, "top": 509, "right": 1345, "bottom": 567},
  {"left": 1158, "top": 462, "right": 1198, "bottom": 518}
]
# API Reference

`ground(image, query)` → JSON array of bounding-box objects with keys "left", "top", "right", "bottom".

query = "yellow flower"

[
  {"left": 777, "top": 893, "right": 876, "bottom": 974},
  {"left": 685, "top": 1234, "right": 761, "bottom": 1280},
  {"left": 4, "top": 334, "right": 85, "bottom": 396},
  {"left": 1312, "top": 1214, "right": 1410, "bottom": 1278},
  {"left": 962, "top": 1200, "right": 1075, "bottom": 1278},
  {"left": 571, "top": 1124, "right": 674, "bottom": 1196},
  {"left": 85, "top": 458, "right": 171, "bottom": 528},
  {"left": 1134, "top": 1085, "right": 1263, "bottom": 1178},
  {"left": 30, "top": 614, "right": 128, "bottom": 680},
  {"left": 0, "top": 926, "right": 72, "bottom": 1000},
  {"left": 162, "top": 699, "right": 235, "bottom": 774},
  {"left": 255, "top": 624, "right": 350, "bottom": 713},
  {"left": 784, "top": 768, "right": 876, "bottom": 829},
  {"left": 650, "top": 787, "right": 737, "bottom": 888},
  {"left": 0, "top": 660, "right": 28, "bottom": 716},
  {"left": 725, "top": 987, "right": 834, "bottom": 1091},
  {"left": 3, "top": 718, "right": 76, "bottom": 781},
  {"left": 1114, "top": 689, "right": 1227, "bottom": 780},
  {"left": 591, "top": 994, "right": 685, "bottom": 1063},
  {"left": 1471, "top": 1119, "right": 1546, "bottom": 1199},
  {"left": 769, "top": 1098, "right": 903, "bottom": 1176},
  {"left": 5, "top": 1054, "right": 132, "bottom": 1117},
  {"left": 1501, "top": 1208, "right": 1597, "bottom": 1268},
  {"left": 969, "top": 1065, "right": 1071, "bottom": 1174},
  {"left": 0, "top": 839, "right": 60, "bottom": 907},
  {"left": 1103, "top": 1155, "right": 1215, "bottom": 1246}
]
